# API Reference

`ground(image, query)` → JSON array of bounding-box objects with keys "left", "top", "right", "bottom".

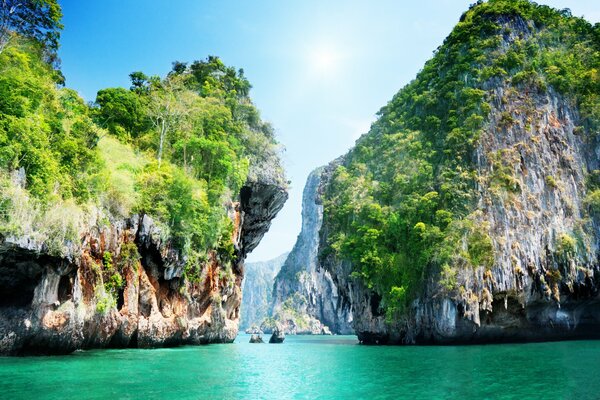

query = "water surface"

[{"left": 1, "top": 335, "right": 599, "bottom": 399}]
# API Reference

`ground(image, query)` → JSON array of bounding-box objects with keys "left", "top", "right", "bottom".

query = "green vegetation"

[
  {"left": 101, "top": 251, "right": 123, "bottom": 300},
  {"left": 99, "top": 243, "right": 140, "bottom": 308},
  {"left": 96, "top": 135, "right": 147, "bottom": 217},
  {"left": 269, "top": 293, "right": 313, "bottom": 331},
  {"left": 0, "top": 39, "right": 103, "bottom": 202},
  {"left": 585, "top": 170, "right": 600, "bottom": 215},
  {"left": 0, "top": 2, "right": 284, "bottom": 277},
  {"left": 545, "top": 175, "right": 558, "bottom": 189},
  {"left": 0, "top": 38, "right": 91, "bottom": 257},
  {"left": 556, "top": 233, "right": 577, "bottom": 258},
  {"left": 95, "top": 291, "right": 114, "bottom": 315},
  {"left": 320, "top": 0, "right": 600, "bottom": 320},
  {"left": 91, "top": 56, "right": 283, "bottom": 263},
  {"left": 489, "top": 149, "right": 521, "bottom": 193},
  {"left": 0, "top": 174, "right": 84, "bottom": 257},
  {"left": 0, "top": 0, "right": 63, "bottom": 63}
]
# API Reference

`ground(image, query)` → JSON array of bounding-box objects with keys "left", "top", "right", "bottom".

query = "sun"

[{"left": 309, "top": 45, "right": 340, "bottom": 76}]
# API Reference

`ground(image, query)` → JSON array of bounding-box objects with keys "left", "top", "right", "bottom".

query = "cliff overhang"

[{"left": 0, "top": 178, "right": 287, "bottom": 355}]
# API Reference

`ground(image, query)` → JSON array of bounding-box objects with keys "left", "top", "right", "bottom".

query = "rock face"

[
  {"left": 240, "top": 252, "right": 288, "bottom": 330},
  {"left": 249, "top": 334, "right": 264, "bottom": 343},
  {"left": 269, "top": 326, "right": 285, "bottom": 343},
  {"left": 245, "top": 326, "right": 263, "bottom": 334},
  {"left": 318, "top": 7, "right": 600, "bottom": 344},
  {"left": 270, "top": 168, "right": 353, "bottom": 334},
  {"left": 0, "top": 179, "right": 287, "bottom": 355}
]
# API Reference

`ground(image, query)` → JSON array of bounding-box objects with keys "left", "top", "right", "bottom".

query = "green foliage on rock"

[
  {"left": 585, "top": 170, "right": 600, "bottom": 215},
  {"left": 136, "top": 161, "right": 217, "bottom": 253},
  {"left": 320, "top": 0, "right": 600, "bottom": 320},
  {"left": 0, "top": 39, "right": 103, "bottom": 202},
  {"left": 556, "top": 233, "right": 577, "bottom": 258},
  {"left": 94, "top": 87, "right": 149, "bottom": 139},
  {"left": 101, "top": 251, "right": 124, "bottom": 300},
  {"left": 0, "top": 0, "right": 284, "bottom": 273},
  {"left": 91, "top": 57, "right": 282, "bottom": 260}
]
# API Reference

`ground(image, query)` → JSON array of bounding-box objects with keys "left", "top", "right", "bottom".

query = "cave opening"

[
  {"left": 0, "top": 257, "right": 44, "bottom": 308},
  {"left": 370, "top": 292, "right": 383, "bottom": 316},
  {"left": 116, "top": 287, "right": 125, "bottom": 310},
  {"left": 240, "top": 186, "right": 252, "bottom": 209},
  {"left": 0, "top": 279, "right": 37, "bottom": 308},
  {"left": 140, "top": 300, "right": 152, "bottom": 317},
  {"left": 128, "top": 329, "right": 139, "bottom": 348},
  {"left": 57, "top": 274, "right": 73, "bottom": 303}
]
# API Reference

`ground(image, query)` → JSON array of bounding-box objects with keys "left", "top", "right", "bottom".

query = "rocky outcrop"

[
  {"left": 270, "top": 168, "right": 353, "bottom": 334},
  {"left": 244, "top": 325, "right": 263, "bottom": 334},
  {"left": 318, "top": 9, "right": 600, "bottom": 344},
  {"left": 249, "top": 334, "right": 264, "bottom": 343},
  {"left": 239, "top": 183, "right": 288, "bottom": 260},
  {"left": 398, "top": 80, "right": 600, "bottom": 344},
  {"left": 240, "top": 252, "right": 288, "bottom": 330},
  {"left": 0, "top": 179, "right": 287, "bottom": 355},
  {"left": 269, "top": 326, "right": 285, "bottom": 343}
]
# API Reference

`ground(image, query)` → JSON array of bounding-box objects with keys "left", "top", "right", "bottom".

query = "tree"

[
  {"left": 129, "top": 71, "right": 149, "bottom": 94},
  {"left": 147, "top": 78, "right": 195, "bottom": 167},
  {"left": 170, "top": 61, "right": 187, "bottom": 75},
  {"left": 0, "top": 0, "right": 63, "bottom": 58},
  {"left": 94, "top": 87, "right": 147, "bottom": 139},
  {"left": 189, "top": 56, "right": 252, "bottom": 98}
]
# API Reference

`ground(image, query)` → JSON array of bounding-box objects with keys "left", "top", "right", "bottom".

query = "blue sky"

[{"left": 57, "top": 0, "right": 599, "bottom": 262}]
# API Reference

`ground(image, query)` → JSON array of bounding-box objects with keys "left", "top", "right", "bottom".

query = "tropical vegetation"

[
  {"left": 320, "top": 0, "right": 600, "bottom": 319},
  {"left": 0, "top": 0, "right": 284, "bottom": 281}
]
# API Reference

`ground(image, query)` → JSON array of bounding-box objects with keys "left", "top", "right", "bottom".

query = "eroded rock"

[
  {"left": 0, "top": 177, "right": 287, "bottom": 355},
  {"left": 249, "top": 334, "right": 264, "bottom": 343},
  {"left": 269, "top": 326, "right": 285, "bottom": 344}
]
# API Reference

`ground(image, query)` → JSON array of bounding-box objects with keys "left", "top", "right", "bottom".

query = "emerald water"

[{"left": 1, "top": 335, "right": 600, "bottom": 399}]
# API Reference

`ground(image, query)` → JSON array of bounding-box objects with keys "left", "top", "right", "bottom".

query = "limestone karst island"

[{"left": 1, "top": 0, "right": 600, "bottom": 398}]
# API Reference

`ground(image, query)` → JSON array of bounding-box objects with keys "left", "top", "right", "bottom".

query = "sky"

[{"left": 57, "top": 0, "right": 600, "bottom": 262}]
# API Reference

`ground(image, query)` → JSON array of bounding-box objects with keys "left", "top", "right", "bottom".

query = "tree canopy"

[
  {"left": 0, "top": 0, "right": 63, "bottom": 62},
  {"left": 91, "top": 55, "right": 283, "bottom": 255}
]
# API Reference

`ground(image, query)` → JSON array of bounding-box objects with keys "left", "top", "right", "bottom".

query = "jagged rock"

[
  {"left": 270, "top": 168, "right": 353, "bottom": 334},
  {"left": 249, "top": 334, "right": 264, "bottom": 343},
  {"left": 240, "top": 254, "right": 287, "bottom": 331},
  {"left": 239, "top": 182, "right": 288, "bottom": 259},
  {"left": 0, "top": 178, "right": 287, "bottom": 355},
  {"left": 321, "top": 326, "right": 332, "bottom": 335},
  {"left": 245, "top": 325, "right": 263, "bottom": 335},
  {"left": 269, "top": 326, "right": 285, "bottom": 343}
]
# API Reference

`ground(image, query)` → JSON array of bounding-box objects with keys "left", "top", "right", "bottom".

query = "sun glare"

[{"left": 309, "top": 46, "right": 340, "bottom": 76}]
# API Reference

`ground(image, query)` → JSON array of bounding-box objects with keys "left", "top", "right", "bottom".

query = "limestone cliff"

[
  {"left": 318, "top": 2, "right": 600, "bottom": 344},
  {"left": 0, "top": 177, "right": 287, "bottom": 355},
  {"left": 270, "top": 168, "right": 353, "bottom": 334},
  {"left": 240, "top": 252, "right": 288, "bottom": 330}
]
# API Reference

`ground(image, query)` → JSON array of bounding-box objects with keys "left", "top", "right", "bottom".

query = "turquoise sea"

[{"left": 1, "top": 335, "right": 600, "bottom": 399}]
